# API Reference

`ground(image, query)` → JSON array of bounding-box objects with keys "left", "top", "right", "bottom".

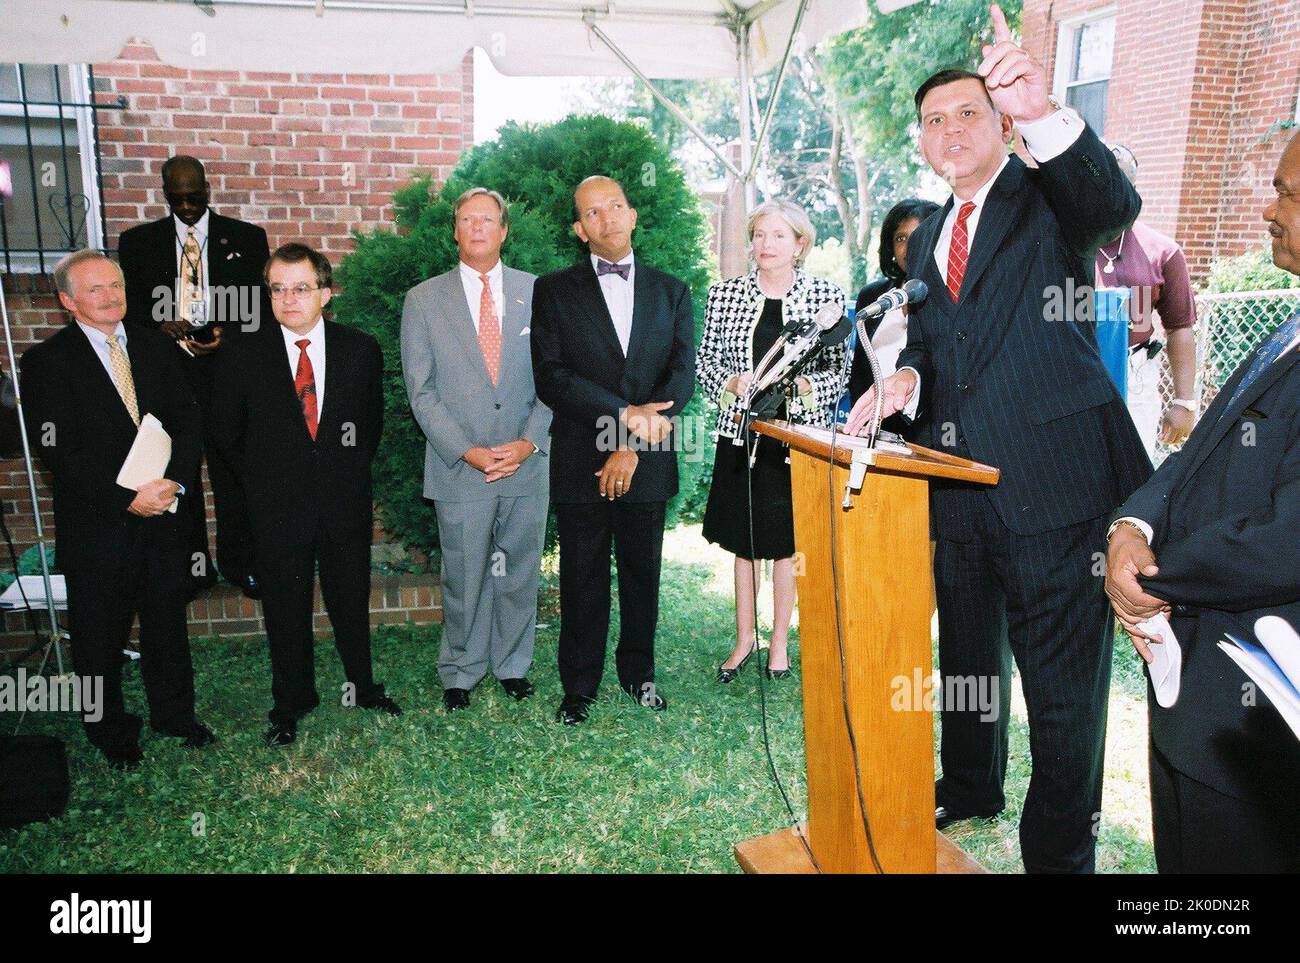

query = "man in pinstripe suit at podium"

[{"left": 847, "top": 5, "right": 1151, "bottom": 872}]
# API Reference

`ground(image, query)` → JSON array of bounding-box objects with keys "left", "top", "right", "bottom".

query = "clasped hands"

[
  {"left": 464, "top": 440, "right": 535, "bottom": 483},
  {"left": 162, "top": 317, "right": 224, "bottom": 355},
  {"left": 129, "top": 478, "right": 181, "bottom": 517},
  {"left": 1105, "top": 526, "right": 1173, "bottom": 665}
]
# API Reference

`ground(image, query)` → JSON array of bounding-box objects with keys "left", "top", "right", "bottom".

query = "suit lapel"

[
  {"left": 265, "top": 325, "right": 316, "bottom": 446},
  {"left": 577, "top": 261, "right": 627, "bottom": 367},
  {"left": 499, "top": 266, "right": 530, "bottom": 383},
  {"left": 622, "top": 263, "right": 653, "bottom": 376},
  {"left": 1179, "top": 346, "right": 1300, "bottom": 486},
  {"left": 317, "top": 320, "right": 344, "bottom": 440},
  {"left": 955, "top": 159, "right": 1024, "bottom": 306},
  {"left": 69, "top": 324, "right": 139, "bottom": 433},
  {"left": 916, "top": 209, "right": 954, "bottom": 319}
]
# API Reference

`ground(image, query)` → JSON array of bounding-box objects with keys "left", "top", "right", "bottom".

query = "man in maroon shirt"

[{"left": 1095, "top": 144, "right": 1198, "bottom": 457}]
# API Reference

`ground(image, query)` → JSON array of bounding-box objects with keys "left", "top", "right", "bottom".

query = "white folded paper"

[
  {"left": 1139, "top": 612, "right": 1182, "bottom": 708},
  {"left": 1218, "top": 617, "right": 1300, "bottom": 742},
  {"left": 0, "top": 574, "right": 68, "bottom": 610},
  {"left": 115, "top": 413, "right": 177, "bottom": 514}
]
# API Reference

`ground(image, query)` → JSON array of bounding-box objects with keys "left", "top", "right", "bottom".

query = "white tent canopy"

[{"left": 4, "top": 0, "right": 871, "bottom": 76}]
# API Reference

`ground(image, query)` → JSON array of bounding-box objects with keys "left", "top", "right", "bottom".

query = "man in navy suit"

[
  {"left": 847, "top": 4, "right": 1150, "bottom": 872},
  {"left": 531, "top": 176, "right": 695, "bottom": 726},
  {"left": 1105, "top": 132, "right": 1300, "bottom": 873}
]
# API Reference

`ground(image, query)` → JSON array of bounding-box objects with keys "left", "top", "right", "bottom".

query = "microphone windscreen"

[
  {"left": 814, "top": 302, "right": 844, "bottom": 331},
  {"left": 819, "top": 315, "right": 855, "bottom": 345},
  {"left": 903, "top": 278, "right": 929, "bottom": 305}
]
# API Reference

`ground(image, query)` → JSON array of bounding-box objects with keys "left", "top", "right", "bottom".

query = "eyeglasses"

[{"left": 269, "top": 284, "right": 321, "bottom": 299}]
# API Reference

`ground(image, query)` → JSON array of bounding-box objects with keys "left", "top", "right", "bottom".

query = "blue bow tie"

[{"left": 596, "top": 259, "right": 630, "bottom": 280}]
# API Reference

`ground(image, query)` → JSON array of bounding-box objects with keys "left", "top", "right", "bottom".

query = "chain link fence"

[{"left": 1151, "top": 288, "right": 1299, "bottom": 464}]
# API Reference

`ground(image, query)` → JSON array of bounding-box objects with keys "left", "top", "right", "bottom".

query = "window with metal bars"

[{"left": 0, "top": 62, "right": 121, "bottom": 274}]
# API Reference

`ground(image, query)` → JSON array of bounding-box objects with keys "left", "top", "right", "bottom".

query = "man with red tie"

[
  {"left": 212, "top": 243, "right": 401, "bottom": 746},
  {"left": 845, "top": 4, "right": 1150, "bottom": 872}
]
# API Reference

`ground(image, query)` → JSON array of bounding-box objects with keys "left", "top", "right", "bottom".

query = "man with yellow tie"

[
  {"left": 20, "top": 250, "right": 209, "bottom": 769},
  {"left": 401, "top": 188, "right": 551, "bottom": 713}
]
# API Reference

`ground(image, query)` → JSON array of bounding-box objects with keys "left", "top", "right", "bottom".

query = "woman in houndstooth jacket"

[{"left": 696, "top": 199, "right": 847, "bottom": 682}]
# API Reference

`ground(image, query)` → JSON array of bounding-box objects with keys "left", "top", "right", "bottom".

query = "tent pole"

[
  {"left": 745, "top": 0, "right": 809, "bottom": 185},
  {"left": 584, "top": 17, "right": 743, "bottom": 181},
  {"left": 737, "top": 20, "right": 755, "bottom": 210}
]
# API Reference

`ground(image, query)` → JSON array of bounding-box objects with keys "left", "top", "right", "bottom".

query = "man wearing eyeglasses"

[
  {"left": 401, "top": 188, "right": 551, "bottom": 713},
  {"left": 118, "top": 155, "right": 271, "bottom": 602},
  {"left": 211, "top": 243, "right": 402, "bottom": 747},
  {"left": 20, "top": 250, "right": 210, "bottom": 769}
]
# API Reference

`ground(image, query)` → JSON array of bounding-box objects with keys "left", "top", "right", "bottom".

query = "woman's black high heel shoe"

[{"left": 716, "top": 646, "right": 755, "bottom": 683}]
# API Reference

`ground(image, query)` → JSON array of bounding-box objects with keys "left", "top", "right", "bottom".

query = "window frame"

[{"left": 1051, "top": 8, "right": 1117, "bottom": 136}]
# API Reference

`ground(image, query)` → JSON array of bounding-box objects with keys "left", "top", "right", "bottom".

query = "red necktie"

[
  {"left": 294, "top": 338, "right": 318, "bottom": 440},
  {"left": 946, "top": 201, "right": 976, "bottom": 302},
  {"left": 478, "top": 273, "right": 501, "bottom": 385}
]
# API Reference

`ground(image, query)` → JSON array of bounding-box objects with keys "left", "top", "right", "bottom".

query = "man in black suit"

[
  {"left": 1105, "top": 132, "right": 1300, "bottom": 873},
  {"left": 211, "top": 243, "right": 401, "bottom": 746},
  {"left": 846, "top": 4, "right": 1150, "bottom": 872},
  {"left": 531, "top": 175, "right": 695, "bottom": 725},
  {"left": 20, "top": 250, "right": 212, "bottom": 768},
  {"left": 118, "top": 155, "right": 270, "bottom": 599}
]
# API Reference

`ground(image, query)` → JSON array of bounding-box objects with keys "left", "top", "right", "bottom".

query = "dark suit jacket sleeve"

[
  {"left": 151, "top": 332, "right": 203, "bottom": 490},
  {"left": 530, "top": 276, "right": 631, "bottom": 423},
  {"left": 364, "top": 335, "right": 384, "bottom": 462},
  {"left": 649, "top": 279, "right": 695, "bottom": 418},
  {"left": 1113, "top": 447, "right": 1185, "bottom": 541},
  {"left": 209, "top": 339, "right": 247, "bottom": 467},
  {"left": 1031, "top": 123, "right": 1141, "bottom": 257},
  {"left": 19, "top": 346, "right": 136, "bottom": 516},
  {"left": 1138, "top": 441, "right": 1300, "bottom": 612},
  {"left": 118, "top": 225, "right": 162, "bottom": 328}
]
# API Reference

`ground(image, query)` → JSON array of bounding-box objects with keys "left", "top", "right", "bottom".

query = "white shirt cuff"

[
  {"left": 1108, "top": 516, "right": 1154, "bottom": 543},
  {"left": 897, "top": 366, "right": 922, "bottom": 420},
  {"left": 1017, "top": 106, "right": 1086, "bottom": 163}
]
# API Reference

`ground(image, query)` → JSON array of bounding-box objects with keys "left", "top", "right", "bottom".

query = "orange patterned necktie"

[
  {"left": 294, "top": 338, "right": 318, "bottom": 440},
  {"left": 478, "top": 273, "right": 501, "bottom": 384}
]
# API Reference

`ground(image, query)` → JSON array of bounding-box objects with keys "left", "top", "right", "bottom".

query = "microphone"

[{"left": 858, "top": 278, "right": 929, "bottom": 321}]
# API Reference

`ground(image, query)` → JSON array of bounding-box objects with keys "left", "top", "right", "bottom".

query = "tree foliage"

[{"left": 332, "top": 115, "right": 714, "bottom": 559}]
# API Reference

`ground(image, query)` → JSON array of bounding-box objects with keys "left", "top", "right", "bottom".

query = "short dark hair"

[
  {"left": 878, "top": 198, "right": 942, "bottom": 283},
  {"left": 914, "top": 68, "right": 995, "bottom": 122},
  {"left": 161, "top": 154, "right": 205, "bottom": 185},
  {"left": 265, "top": 242, "right": 332, "bottom": 289}
]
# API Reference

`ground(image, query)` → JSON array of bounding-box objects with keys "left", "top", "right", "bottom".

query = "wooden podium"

[{"left": 733, "top": 420, "right": 999, "bottom": 874}]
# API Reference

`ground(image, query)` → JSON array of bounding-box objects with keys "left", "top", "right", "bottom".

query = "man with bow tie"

[
  {"left": 211, "top": 243, "right": 401, "bottom": 747},
  {"left": 1105, "top": 132, "right": 1300, "bottom": 873},
  {"left": 401, "top": 188, "right": 551, "bottom": 713},
  {"left": 530, "top": 176, "right": 695, "bottom": 726},
  {"left": 117, "top": 155, "right": 271, "bottom": 601}
]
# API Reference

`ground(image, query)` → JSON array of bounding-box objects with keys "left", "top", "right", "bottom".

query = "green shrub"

[
  {"left": 332, "top": 115, "right": 715, "bottom": 560},
  {"left": 1200, "top": 247, "right": 1300, "bottom": 388}
]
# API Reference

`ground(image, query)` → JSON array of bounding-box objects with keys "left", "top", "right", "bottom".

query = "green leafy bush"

[
  {"left": 1200, "top": 247, "right": 1300, "bottom": 387},
  {"left": 332, "top": 115, "right": 715, "bottom": 560}
]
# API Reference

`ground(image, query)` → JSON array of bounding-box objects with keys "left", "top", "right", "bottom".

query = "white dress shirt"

[
  {"left": 899, "top": 106, "right": 1089, "bottom": 420},
  {"left": 869, "top": 306, "right": 910, "bottom": 380},
  {"left": 282, "top": 316, "right": 326, "bottom": 416},
  {"left": 458, "top": 259, "right": 504, "bottom": 334},
  {"left": 591, "top": 251, "right": 635, "bottom": 355}
]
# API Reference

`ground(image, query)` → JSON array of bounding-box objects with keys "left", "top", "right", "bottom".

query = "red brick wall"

[
  {"left": 1023, "top": 0, "right": 1300, "bottom": 280},
  {"left": 1, "top": 40, "right": 474, "bottom": 616},
  {"left": 94, "top": 41, "right": 473, "bottom": 254}
]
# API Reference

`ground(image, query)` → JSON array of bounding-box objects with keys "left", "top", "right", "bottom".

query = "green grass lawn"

[{"left": 0, "top": 525, "right": 1156, "bottom": 873}]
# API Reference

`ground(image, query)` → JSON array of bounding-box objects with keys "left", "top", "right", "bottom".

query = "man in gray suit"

[{"left": 401, "top": 187, "right": 552, "bottom": 712}]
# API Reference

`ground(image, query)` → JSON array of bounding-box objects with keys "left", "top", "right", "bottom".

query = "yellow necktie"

[{"left": 106, "top": 335, "right": 141, "bottom": 426}]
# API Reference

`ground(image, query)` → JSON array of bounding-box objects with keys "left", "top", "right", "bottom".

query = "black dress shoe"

[
  {"left": 765, "top": 667, "right": 792, "bottom": 681},
  {"left": 265, "top": 722, "right": 297, "bottom": 747},
  {"left": 622, "top": 681, "right": 668, "bottom": 711},
  {"left": 158, "top": 721, "right": 215, "bottom": 749},
  {"left": 555, "top": 694, "right": 594, "bottom": 726},
  {"left": 102, "top": 745, "right": 143, "bottom": 770},
  {"left": 239, "top": 574, "right": 262, "bottom": 601},
  {"left": 935, "top": 804, "right": 1002, "bottom": 830},
  {"left": 717, "top": 648, "right": 754, "bottom": 683},
  {"left": 443, "top": 688, "right": 470, "bottom": 712},
  {"left": 499, "top": 677, "right": 535, "bottom": 701},
  {"left": 358, "top": 693, "right": 403, "bottom": 716}
]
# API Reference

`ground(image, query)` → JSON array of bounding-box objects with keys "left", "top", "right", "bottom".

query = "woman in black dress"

[{"left": 696, "top": 200, "right": 846, "bottom": 680}]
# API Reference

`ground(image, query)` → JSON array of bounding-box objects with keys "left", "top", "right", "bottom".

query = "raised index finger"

[{"left": 991, "top": 2, "right": 1012, "bottom": 44}]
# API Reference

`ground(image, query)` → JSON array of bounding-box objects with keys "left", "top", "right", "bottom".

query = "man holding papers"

[
  {"left": 212, "top": 243, "right": 401, "bottom": 747},
  {"left": 1105, "top": 132, "right": 1300, "bottom": 873},
  {"left": 20, "top": 250, "right": 210, "bottom": 769}
]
